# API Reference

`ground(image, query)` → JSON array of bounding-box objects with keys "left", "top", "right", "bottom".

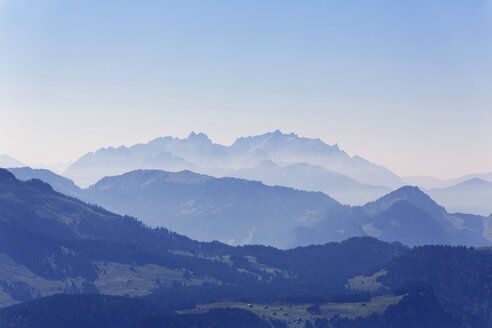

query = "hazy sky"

[{"left": 1, "top": 0, "right": 491, "bottom": 179}]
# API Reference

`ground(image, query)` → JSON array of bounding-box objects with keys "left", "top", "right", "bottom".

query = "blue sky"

[{"left": 0, "top": 0, "right": 491, "bottom": 178}]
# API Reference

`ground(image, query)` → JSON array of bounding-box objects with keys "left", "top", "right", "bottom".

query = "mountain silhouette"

[
  {"left": 82, "top": 169, "right": 339, "bottom": 248},
  {"left": 63, "top": 131, "right": 402, "bottom": 203},
  {"left": 427, "top": 178, "right": 492, "bottom": 215},
  {"left": 294, "top": 186, "right": 491, "bottom": 247},
  {"left": 8, "top": 167, "right": 83, "bottom": 198},
  {"left": 11, "top": 167, "right": 492, "bottom": 249},
  {"left": 227, "top": 160, "right": 390, "bottom": 205},
  {"left": 0, "top": 154, "right": 24, "bottom": 168}
]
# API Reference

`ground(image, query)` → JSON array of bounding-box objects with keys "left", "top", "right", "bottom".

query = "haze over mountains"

[
  {"left": 426, "top": 178, "right": 492, "bottom": 216},
  {"left": 7, "top": 167, "right": 338, "bottom": 248},
  {"left": 63, "top": 131, "right": 401, "bottom": 205},
  {"left": 402, "top": 176, "right": 492, "bottom": 216},
  {"left": 2, "top": 135, "right": 492, "bottom": 327},
  {"left": 403, "top": 173, "right": 492, "bottom": 189},
  {"left": 0, "top": 155, "right": 24, "bottom": 169},
  {"left": 8, "top": 167, "right": 492, "bottom": 249},
  {"left": 213, "top": 160, "right": 391, "bottom": 205},
  {"left": 295, "top": 186, "right": 492, "bottom": 247},
  {"left": 3, "top": 0, "right": 492, "bottom": 323},
  {"left": 3, "top": 130, "right": 492, "bottom": 217},
  {"left": 84, "top": 170, "right": 339, "bottom": 248}
]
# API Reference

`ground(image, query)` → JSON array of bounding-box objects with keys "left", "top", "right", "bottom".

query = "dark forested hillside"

[
  {"left": 378, "top": 246, "right": 492, "bottom": 323},
  {"left": 1, "top": 168, "right": 492, "bottom": 327},
  {"left": 314, "top": 286, "right": 471, "bottom": 328},
  {"left": 0, "top": 295, "right": 272, "bottom": 328},
  {"left": 0, "top": 294, "right": 163, "bottom": 328}
]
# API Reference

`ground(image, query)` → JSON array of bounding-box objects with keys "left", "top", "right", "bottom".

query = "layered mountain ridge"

[
  {"left": 9, "top": 167, "right": 339, "bottom": 248},
  {"left": 294, "top": 185, "right": 491, "bottom": 247},
  {"left": 4, "top": 131, "right": 492, "bottom": 213},
  {"left": 8, "top": 167, "right": 492, "bottom": 249},
  {"left": 427, "top": 178, "right": 492, "bottom": 216},
  {"left": 63, "top": 131, "right": 402, "bottom": 205},
  {"left": 0, "top": 155, "right": 24, "bottom": 169}
]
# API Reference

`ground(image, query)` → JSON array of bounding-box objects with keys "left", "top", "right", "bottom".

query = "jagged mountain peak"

[
  {"left": 270, "top": 129, "right": 299, "bottom": 138},
  {"left": 94, "top": 145, "right": 131, "bottom": 154},
  {"left": 187, "top": 131, "right": 213, "bottom": 144},
  {"left": 229, "top": 131, "right": 346, "bottom": 166},
  {"left": 64, "top": 131, "right": 402, "bottom": 189},
  {"left": 232, "top": 130, "right": 336, "bottom": 148},
  {"left": 147, "top": 132, "right": 213, "bottom": 146}
]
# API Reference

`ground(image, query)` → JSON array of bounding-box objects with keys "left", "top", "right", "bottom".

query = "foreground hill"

[
  {"left": 1, "top": 245, "right": 492, "bottom": 327},
  {"left": 294, "top": 186, "right": 492, "bottom": 247},
  {"left": 0, "top": 289, "right": 471, "bottom": 328}
]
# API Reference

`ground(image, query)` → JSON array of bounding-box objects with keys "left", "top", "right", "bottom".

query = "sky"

[{"left": 0, "top": 0, "right": 491, "bottom": 179}]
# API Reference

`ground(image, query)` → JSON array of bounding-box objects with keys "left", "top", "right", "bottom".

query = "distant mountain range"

[
  {"left": 426, "top": 178, "right": 492, "bottom": 216},
  {"left": 4, "top": 130, "right": 492, "bottom": 215},
  {"left": 403, "top": 172, "right": 492, "bottom": 189},
  {"left": 402, "top": 175, "right": 492, "bottom": 216},
  {"left": 294, "top": 185, "right": 492, "bottom": 247},
  {"left": 0, "top": 155, "right": 24, "bottom": 168},
  {"left": 62, "top": 131, "right": 403, "bottom": 205},
  {"left": 209, "top": 160, "right": 391, "bottom": 205},
  {"left": 9, "top": 167, "right": 492, "bottom": 248},
  {"left": 5, "top": 131, "right": 492, "bottom": 213}
]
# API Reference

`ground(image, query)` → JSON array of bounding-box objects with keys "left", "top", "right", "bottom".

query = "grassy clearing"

[
  {"left": 346, "top": 270, "right": 387, "bottom": 292},
  {"left": 94, "top": 262, "right": 214, "bottom": 296},
  {"left": 0, "top": 253, "right": 214, "bottom": 307},
  {"left": 177, "top": 294, "right": 404, "bottom": 327},
  {"left": 0, "top": 253, "right": 73, "bottom": 308}
]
